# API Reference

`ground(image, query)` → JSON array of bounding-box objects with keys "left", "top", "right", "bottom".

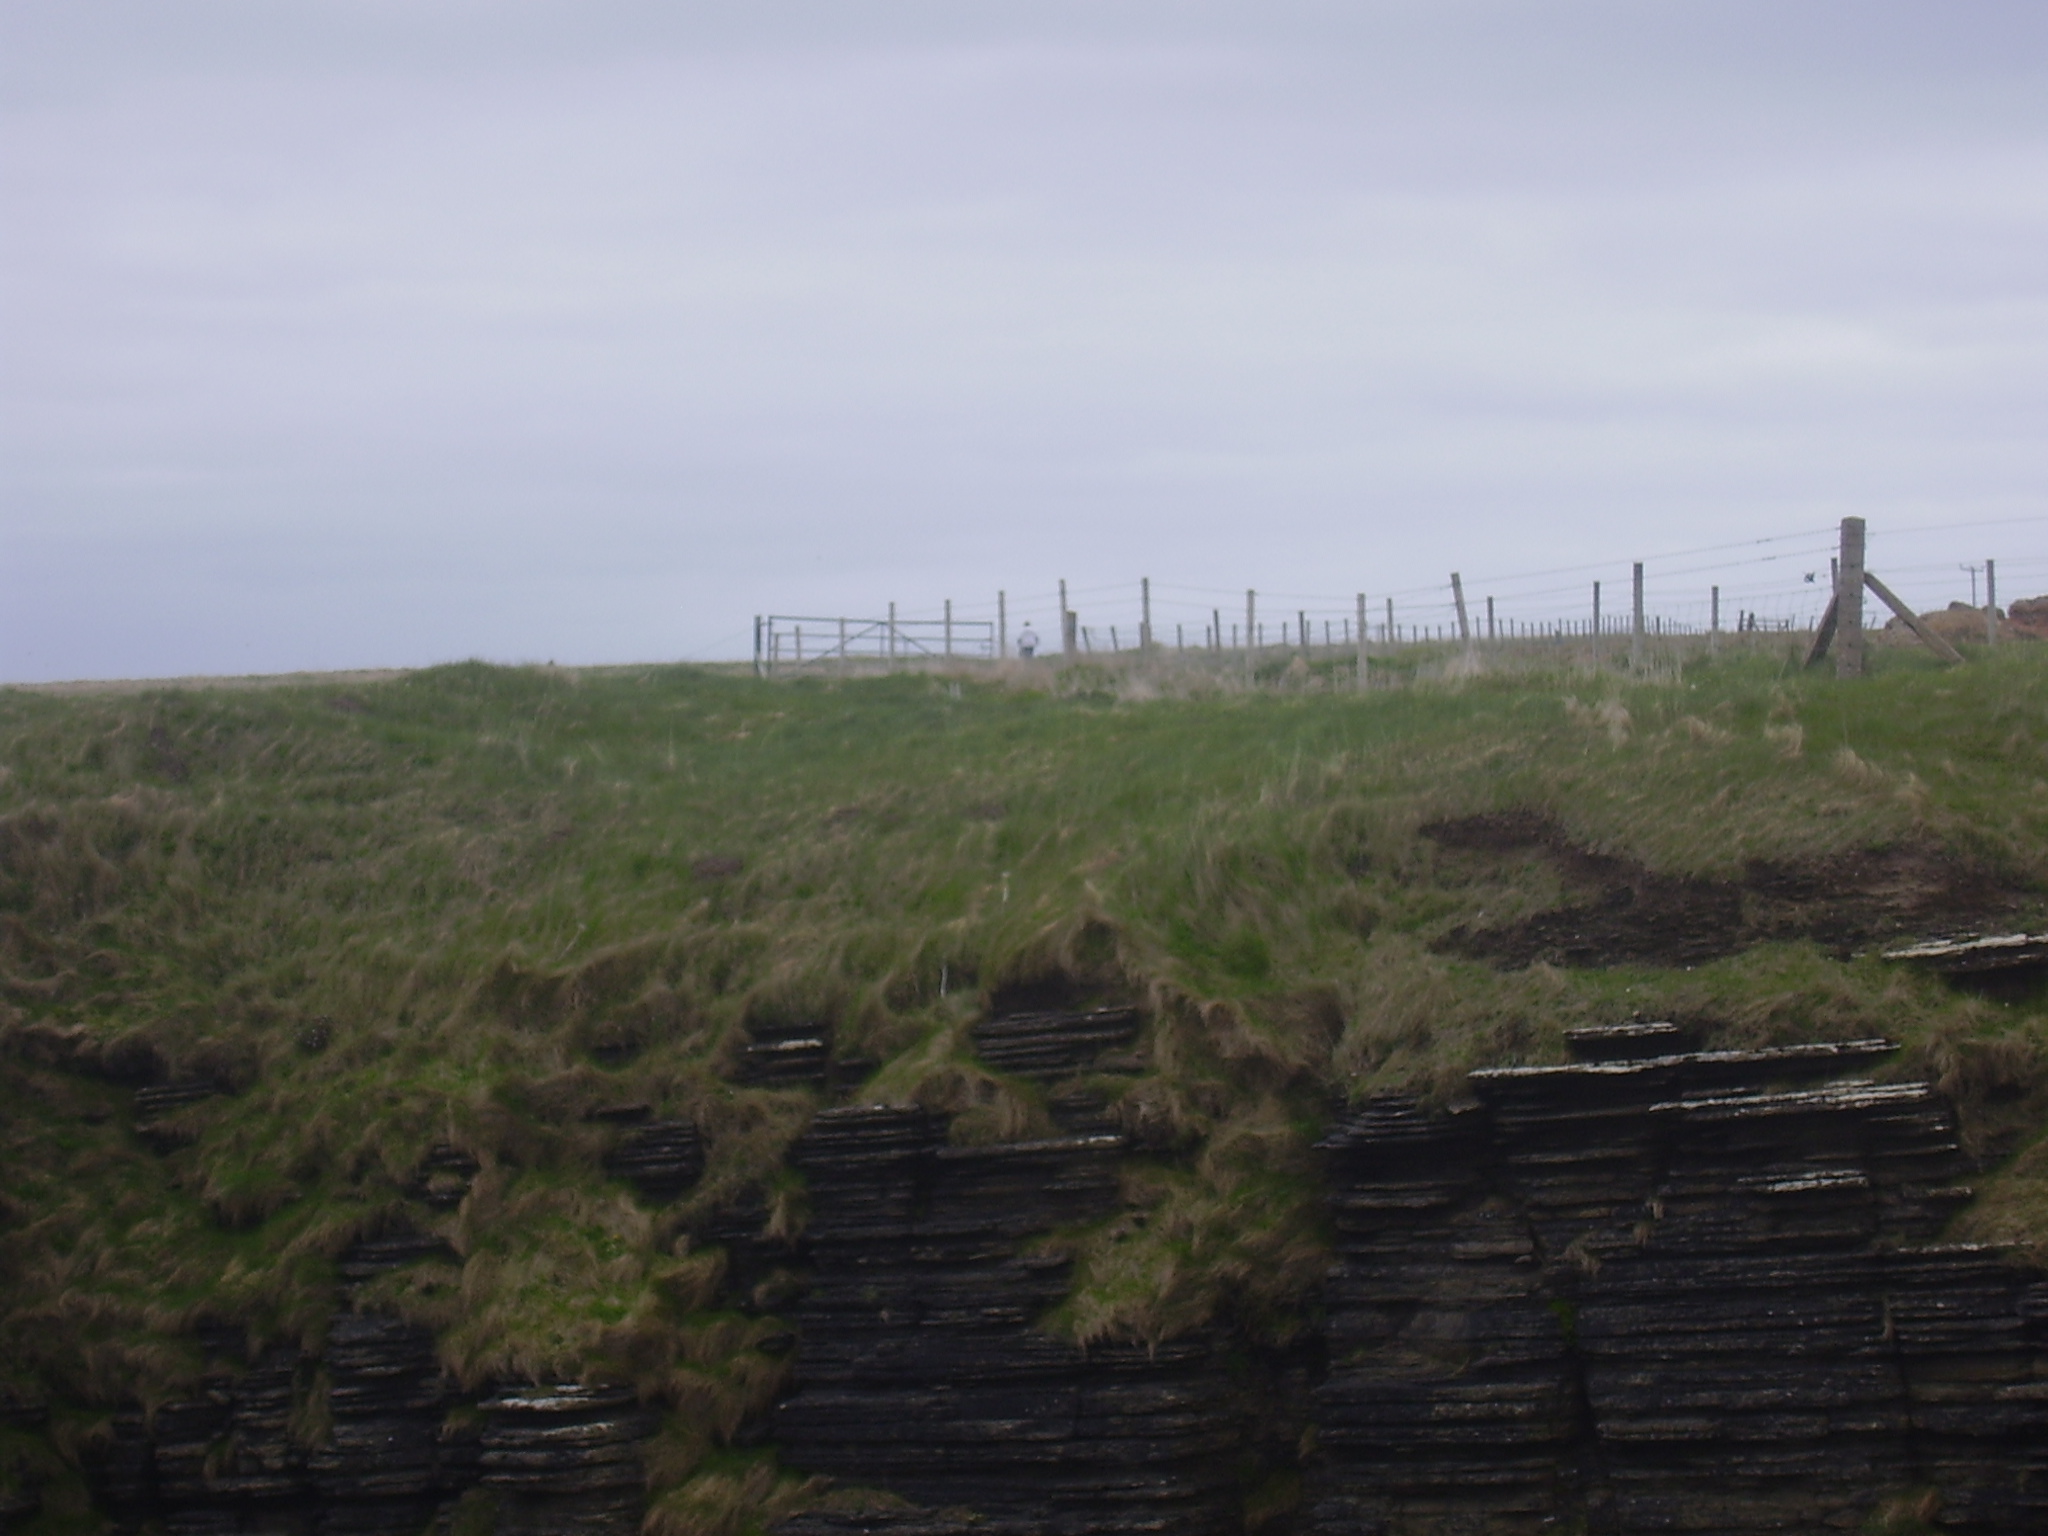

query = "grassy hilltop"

[{"left": 5, "top": 645, "right": 2048, "bottom": 1531}]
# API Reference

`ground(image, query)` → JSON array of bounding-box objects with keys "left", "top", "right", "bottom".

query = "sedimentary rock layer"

[
  {"left": 768, "top": 1106, "right": 1244, "bottom": 1536},
  {"left": 1310, "top": 1030, "right": 2048, "bottom": 1535},
  {"left": 54, "top": 1010, "right": 2048, "bottom": 1536},
  {"left": 82, "top": 1231, "right": 652, "bottom": 1536},
  {"left": 968, "top": 1007, "right": 1141, "bottom": 1077}
]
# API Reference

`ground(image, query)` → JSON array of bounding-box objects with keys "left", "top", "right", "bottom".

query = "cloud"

[{"left": 4, "top": 1, "right": 2046, "bottom": 679}]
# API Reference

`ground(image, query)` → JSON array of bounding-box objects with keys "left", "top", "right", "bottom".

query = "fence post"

[
  {"left": 1987, "top": 558, "right": 1999, "bottom": 646},
  {"left": 839, "top": 616, "right": 848, "bottom": 667},
  {"left": 1245, "top": 589, "right": 1257, "bottom": 687},
  {"left": 753, "top": 616, "right": 764, "bottom": 678},
  {"left": 1142, "top": 577, "right": 1153, "bottom": 651},
  {"left": 998, "top": 591, "right": 1008, "bottom": 659},
  {"left": 1356, "top": 592, "right": 1368, "bottom": 692},
  {"left": 1710, "top": 586, "right": 1720, "bottom": 655},
  {"left": 1592, "top": 582, "right": 1603, "bottom": 666},
  {"left": 1631, "top": 562, "right": 1645, "bottom": 670},
  {"left": 1486, "top": 596, "right": 1495, "bottom": 643},
  {"left": 888, "top": 602, "right": 898, "bottom": 666},
  {"left": 1451, "top": 573, "right": 1472, "bottom": 648},
  {"left": 1060, "top": 579, "right": 1073, "bottom": 657},
  {"left": 944, "top": 599, "right": 954, "bottom": 657},
  {"left": 1298, "top": 609, "right": 1309, "bottom": 659},
  {"left": 1212, "top": 608, "right": 1222, "bottom": 653},
  {"left": 1836, "top": 517, "right": 1866, "bottom": 678}
]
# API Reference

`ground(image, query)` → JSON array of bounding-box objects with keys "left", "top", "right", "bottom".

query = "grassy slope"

[{"left": 5, "top": 646, "right": 2048, "bottom": 1531}]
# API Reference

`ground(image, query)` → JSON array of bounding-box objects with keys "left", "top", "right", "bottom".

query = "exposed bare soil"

[{"left": 1425, "top": 810, "right": 2029, "bottom": 969}]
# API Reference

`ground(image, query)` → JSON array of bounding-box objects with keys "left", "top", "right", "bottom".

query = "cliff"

[
  {"left": 40, "top": 1014, "right": 2048, "bottom": 1536},
  {"left": 7, "top": 658, "right": 2048, "bottom": 1536}
]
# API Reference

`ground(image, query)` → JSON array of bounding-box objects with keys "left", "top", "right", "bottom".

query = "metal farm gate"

[{"left": 755, "top": 611, "right": 996, "bottom": 674}]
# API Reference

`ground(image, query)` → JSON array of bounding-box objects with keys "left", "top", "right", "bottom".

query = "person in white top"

[{"left": 1015, "top": 624, "right": 1040, "bottom": 659}]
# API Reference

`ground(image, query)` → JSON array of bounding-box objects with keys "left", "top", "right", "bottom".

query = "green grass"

[{"left": 5, "top": 644, "right": 2048, "bottom": 1529}]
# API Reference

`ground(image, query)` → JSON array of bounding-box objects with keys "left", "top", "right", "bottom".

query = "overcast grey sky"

[{"left": 4, "top": 1, "right": 2045, "bottom": 680}]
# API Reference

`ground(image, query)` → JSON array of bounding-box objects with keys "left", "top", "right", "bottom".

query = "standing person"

[{"left": 1015, "top": 622, "right": 1040, "bottom": 659}]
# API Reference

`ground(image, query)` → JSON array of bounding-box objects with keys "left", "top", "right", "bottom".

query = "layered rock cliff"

[
  {"left": 1311, "top": 1023, "right": 2048, "bottom": 1533},
  {"left": 76, "top": 1226, "right": 654, "bottom": 1536},
  {"left": 34, "top": 1012, "right": 2048, "bottom": 1536}
]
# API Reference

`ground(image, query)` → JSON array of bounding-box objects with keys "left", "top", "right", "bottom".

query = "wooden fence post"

[
  {"left": 1631, "top": 562, "right": 1645, "bottom": 670},
  {"left": 753, "top": 615, "right": 764, "bottom": 678},
  {"left": 1451, "top": 573, "right": 1472, "bottom": 647},
  {"left": 998, "top": 591, "right": 1007, "bottom": 659},
  {"left": 1212, "top": 608, "right": 1222, "bottom": 653},
  {"left": 1486, "top": 595, "right": 1495, "bottom": 643},
  {"left": 1592, "top": 582, "right": 1603, "bottom": 666},
  {"left": 1245, "top": 589, "right": 1257, "bottom": 687},
  {"left": 1710, "top": 586, "right": 1719, "bottom": 655},
  {"left": 1836, "top": 517, "right": 1866, "bottom": 678},
  {"left": 1060, "top": 579, "right": 1073, "bottom": 657},
  {"left": 1987, "top": 559, "right": 1999, "bottom": 647},
  {"left": 1803, "top": 596, "right": 1839, "bottom": 669},
  {"left": 888, "top": 602, "right": 898, "bottom": 666},
  {"left": 1356, "top": 592, "right": 1368, "bottom": 692},
  {"left": 1298, "top": 609, "right": 1309, "bottom": 659},
  {"left": 1142, "top": 577, "right": 1153, "bottom": 651},
  {"left": 944, "top": 599, "right": 954, "bottom": 657}
]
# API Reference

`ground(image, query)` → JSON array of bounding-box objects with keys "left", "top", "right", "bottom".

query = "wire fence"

[{"left": 753, "top": 516, "right": 2046, "bottom": 676}]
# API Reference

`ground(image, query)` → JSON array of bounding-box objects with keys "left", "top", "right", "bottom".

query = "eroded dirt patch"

[{"left": 1423, "top": 811, "right": 2029, "bottom": 969}]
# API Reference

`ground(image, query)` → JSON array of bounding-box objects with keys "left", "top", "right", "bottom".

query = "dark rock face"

[
  {"left": 968, "top": 1006, "right": 1140, "bottom": 1077},
  {"left": 602, "top": 1118, "right": 705, "bottom": 1201},
  {"left": 478, "top": 1386, "right": 656, "bottom": 1536},
  {"left": 734, "top": 1020, "right": 880, "bottom": 1094},
  {"left": 311, "top": 1307, "right": 467, "bottom": 1534},
  {"left": 776, "top": 1512, "right": 1032, "bottom": 1536},
  {"left": 85, "top": 1232, "right": 651, "bottom": 1536},
  {"left": 131, "top": 1081, "right": 225, "bottom": 1120},
  {"left": 1423, "top": 812, "right": 2023, "bottom": 969},
  {"left": 769, "top": 1107, "right": 1245, "bottom": 1536},
  {"left": 1311, "top": 1034, "right": 2048, "bottom": 1535},
  {"left": 407, "top": 1145, "right": 481, "bottom": 1209},
  {"left": 132, "top": 1080, "right": 227, "bottom": 1152},
  {"left": 739, "top": 1023, "right": 834, "bottom": 1089},
  {"left": 58, "top": 1023, "right": 2048, "bottom": 1536},
  {"left": 971, "top": 1006, "right": 1144, "bottom": 1138}
]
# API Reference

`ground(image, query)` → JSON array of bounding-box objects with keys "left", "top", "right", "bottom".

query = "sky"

[{"left": 4, "top": 0, "right": 2046, "bottom": 680}]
